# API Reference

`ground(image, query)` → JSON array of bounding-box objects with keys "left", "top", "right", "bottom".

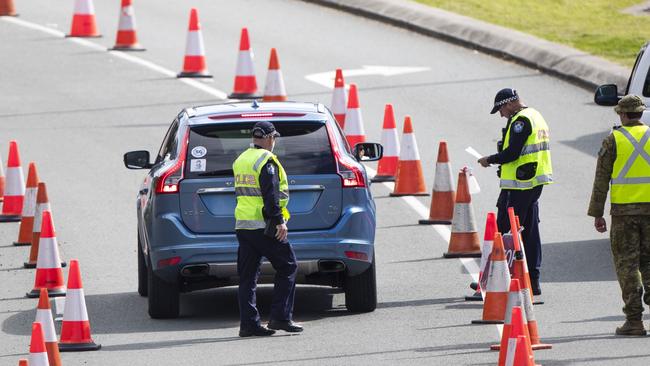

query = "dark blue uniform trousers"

[
  {"left": 496, "top": 185, "right": 543, "bottom": 281},
  {"left": 236, "top": 229, "right": 298, "bottom": 330}
]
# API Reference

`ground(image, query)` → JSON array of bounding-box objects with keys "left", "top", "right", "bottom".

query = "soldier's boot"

[{"left": 615, "top": 320, "right": 647, "bottom": 336}]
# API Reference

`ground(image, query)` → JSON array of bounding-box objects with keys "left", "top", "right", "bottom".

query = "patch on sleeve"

[
  {"left": 266, "top": 164, "right": 275, "bottom": 175},
  {"left": 598, "top": 146, "right": 607, "bottom": 157},
  {"left": 512, "top": 121, "right": 525, "bottom": 133}
]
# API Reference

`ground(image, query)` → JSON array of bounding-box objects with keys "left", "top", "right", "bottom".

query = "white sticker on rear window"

[
  {"left": 191, "top": 146, "right": 207, "bottom": 158},
  {"left": 190, "top": 159, "right": 206, "bottom": 172}
]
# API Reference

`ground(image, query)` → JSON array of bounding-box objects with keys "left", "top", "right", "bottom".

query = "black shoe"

[
  {"left": 469, "top": 281, "right": 478, "bottom": 291},
  {"left": 268, "top": 320, "right": 303, "bottom": 333},
  {"left": 531, "top": 278, "right": 542, "bottom": 296},
  {"left": 239, "top": 325, "right": 276, "bottom": 337}
]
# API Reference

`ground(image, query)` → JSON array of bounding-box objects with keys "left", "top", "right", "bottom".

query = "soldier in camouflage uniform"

[{"left": 588, "top": 94, "right": 650, "bottom": 336}]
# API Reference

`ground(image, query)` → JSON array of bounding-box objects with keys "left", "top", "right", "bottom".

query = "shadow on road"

[
  {"left": 542, "top": 238, "right": 616, "bottom": 283},
  {"left": 559, "top": 130, "right": 610, "bottom": 158}
]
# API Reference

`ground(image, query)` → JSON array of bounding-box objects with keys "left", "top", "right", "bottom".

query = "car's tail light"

[
  {"left": 345, "top": 251, "right": 369, "bottom": 261},
  {"left": 158, "top": 256, "right": 181, "bottom": 268},
  {"left": 155, "top": 129, "right": 189, "bottom": 194},
  {"left": 326, "top": 123, "right": 366, "bottom": 188}
]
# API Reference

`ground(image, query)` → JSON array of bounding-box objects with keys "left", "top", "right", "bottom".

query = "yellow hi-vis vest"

[
  {"left": 610, "top": 125, "right": 650, "bottom": 204},
  {"left": 500, "top": 108, "right": 553, "bottom": 190},
  {"left": 233, "top": 148, "right": 290, "bottom": 230}
]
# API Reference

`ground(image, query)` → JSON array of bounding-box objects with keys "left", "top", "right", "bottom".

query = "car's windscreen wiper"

[{"left": 197, "top": 169, "right": 233, "bottom": 177}]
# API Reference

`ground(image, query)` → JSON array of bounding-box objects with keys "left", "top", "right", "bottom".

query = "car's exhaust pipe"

[
  {"left": 318, "top": 260, "right": 346, "bottom": 273},
  {"left": 181, "top": 264, "right": 210, "bottom": 277}
]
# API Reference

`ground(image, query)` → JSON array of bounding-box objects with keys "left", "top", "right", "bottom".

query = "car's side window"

[{"left": 156, "top": 119, "right": 179, "bottom": 164}]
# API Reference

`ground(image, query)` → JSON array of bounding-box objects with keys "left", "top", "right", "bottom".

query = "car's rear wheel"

[
  {"left": 344, "top": 259, "right": 377, "bottom": 313},
  {"left": 137, "top": 233, "right": 148, "bottom": 297},
  {"left": 147, "top": 259, "right": 180, "bottom": 319}
]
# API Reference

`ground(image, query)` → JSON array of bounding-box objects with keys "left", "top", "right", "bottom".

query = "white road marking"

[{"left": 305, "top": 65, "right": 430, "bottom": 89}]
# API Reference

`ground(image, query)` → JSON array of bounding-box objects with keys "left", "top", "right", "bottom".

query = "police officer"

[
  {"left": 233, "top": 121, "right": 303, "bottom": 337},
  {"left": 478, "top": 88, "right": 553, "bottom": 296},
  {"left": 588, "top": 94, "right": 650, "bottom": 336}
]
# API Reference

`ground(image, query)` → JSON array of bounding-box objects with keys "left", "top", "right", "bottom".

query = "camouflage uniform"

[{"left": 588, "top": 95, "right": 650, "bottom": 325}]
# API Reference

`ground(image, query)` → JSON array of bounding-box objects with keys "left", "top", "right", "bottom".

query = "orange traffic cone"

[
  {"left": 59, "top": 260, "right": 101, "bottom": 351},
  {"left": 343, "top": 84, "right": 366, "bottom": 148},
  {"left": 331, "top": 68, "right": 346, "bottom": 128},
  {"left": 1, "top": 0, "right": 17, "bottom": 16},
  {"left": 472, "top": 232, "right": 510, "bottom": 324},
  {"left": 13, "top": 162, "right": 39, "bottom": 246},
  {"left": 390, "top": 116, "right": 429, "bottom": 196},
  {"left": 28, "top": 322, "right": 49, "bottom": 366},
  {"left": 25, "top": 183, "right": 52, "bottom": 269},
  {"left": 492, "top": 279, "right": 530, "bottom": 355},
  {"left": 35, "top": 289, "right": 62, "bottom": 366},
  {"left": 177, "top": 8, "right": 211, "bottom": 78},
  {"left": 508, "top": 208, "right": 543, "bottom": 305},
  {"left": 465, "top": 212, "right": 498, "bottom": 301},
  {"left": 0, "top": 141, "right": 24, "bottom": 222},
  {"left": 263, "top": 48, "right": 287, "bottom": 101},
  {"left": 229, "top": 27, "right": 258, "bottom": 99},
  {"left": 17, "top": 359, "right": 28, "bottom": 366},
  {"left": 0, "top": 151, "right": 5, "bottom": 202},
  {"left": 372, "top": 104, "right": 399, "bottom": 182},
  {"left": 502, "top": 307, "right": 537, "bottom": 366},
  {"left": 27, "top": 211, "right": 65, "bottom": 298},
  {"left": 68, "top": 0, "right": 101, "bottom": 37},
  {"left": 420, "top": 141, "right": 455, "bottom": 224},
  {"left": 444, "top": 168, "right": 481, "bottom": 257},
  {"left": 110, "top": 0, "right": 145, "bottom": 51}
]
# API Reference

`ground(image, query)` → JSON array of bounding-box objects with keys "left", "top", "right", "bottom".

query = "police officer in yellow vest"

[
  {"left": 233, "top": 121, "right": 302, "bottom": 337},
  {"left": 478, "top": 88, "right": 553, "bottom": 296},
  {"left": 589, "top": 94, "right": 650, "bottom": 336}
]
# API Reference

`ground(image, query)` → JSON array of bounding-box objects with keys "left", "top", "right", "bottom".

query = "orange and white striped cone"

[
  {"left": 502, "top": 307, "right": 537, "bottom": 366},
  {"left": 110, "top": 0, "right": 145, "bottom": 51},
  {"left": 13, "top": 162, "right": 39, "bottom": 246},
  {"left": 0, "top": 0, "right": 18, "bottom": 16},
  {"left": 390, "top": 116, "right": 429, "bottom": 196},
  {"left": 262, "top": 48, "right": 287, "bottom": 102},
  {"left": 229, "top": 27, "right": 259, "bottom": 99},
  {"left": 509, "top": 208, "right": 543, "bottom": 305},
  {"left": 27, "top": 211, "right": 65, "bottom": 298},
  {"left": 25, "top": 183, "right": 52, "bottom": 269},
  {"left": 444, "top": 168, "right": 481, "bottom": 257},
  {"left": 59, "top": 259, "right": 101, "bottom": 351},
  {"left": 68, "top": 0, "right": 101, "bottom": 38},
  {"left": 492, "top": 279, "right": 530, "bottom": 355},
  {"left": 330, "top": 68, "right": 346, "bottom": 128},
  {"left": 177, "top": 8, "right": 212, "bottom": 78},
  {"left": 0, "top": 141, "right": 25, "bottom": 222},
  {"left": 28, "top": 322, "right": 49, "bottom": 366},
  {"left": 35, "top": 288, "right": 62, "bottom": 366},
  {"left": 472, "top": 232, "right": 510, "bottom": 324},
  {"left": 343, "top": 84, "right": 366, "bottom": 148},
  {"left": 0, "top": 151, "right": 5, "bottom": 202},
  {"left": 420, "top": 141, "right": 455, "bottom": 224},
  {"left": 372, "top": 104, "right": 399, "bottom": 182},
  {"left": 17, "top": 359, "right": 28, "bottom": 366},
  {"left": 465, "top": 212, "right": 498, "bottom": 301}
]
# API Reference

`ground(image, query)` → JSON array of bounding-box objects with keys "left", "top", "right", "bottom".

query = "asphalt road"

[{"left": 1, "top": 0, "right": 648, "bottom": 365}]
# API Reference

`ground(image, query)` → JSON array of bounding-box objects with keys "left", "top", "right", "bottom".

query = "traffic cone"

[
  {"left": 0, "top": 150, "right": 5, "bottom": 202},
  {"left": 17, "top": 359, "right": 28, "bottom": 366},
  {"left": 420, "top": 141, "right": 455, "bottom": 224},
  {"left": 177, "top": 8, "right": 212, "bottom": 78},
  {"left": 372, "top": 104, "right": 399, "bottom": 182},
  {"left": 472, "top": 232, "right": 510, "bottom": 324},
  {"left": 27, "top": 211, "right": 65, "bottom": 298},
  {"left": 13, "top": 162, "right": 39, "bottom": 246},
  {"left": 110, "top": 0, "right": 145, "bottom": 51},
  {"left": 513, "top": 251, "right": 552, "bottom": 350},
  {"left": 25, "top": 183, "right": 52, "bottom": 269},
  {"left": 28, "top": 322, "right": 49, "bottom": 366},
  {"left": 503, "top": 307, "right": 537, "bottom": 366},
  {"left": 229, "top": 27, "right": 258, "bottom": 98},
  {"left": 465, "top": 212, "right": 498, "bottom": 301},
  {"left": 492, "top": 279, "right": 530, "bottom": 355},
  {"left": 0, "top": 141, "right": 25, "bottom": 222},
  {"left": 59, "top": 259, "right": 101, "bottom": 351},
  {"left": 262, "top": 48, "right": 287, "bottom": 101},
  {"left": 0, "top": 0, "right": 17, "bottom": 16},
  {"left": 35, "top": 289, "right": 62, "bottom": 366},
  {"left": 444, "top": 168, "right": 481, "bottom": 257},
  {"left": 343, "top": 84, "right": 366, "bottom": 148},
  {"left": 509, "top": 208, "right": 543, "bottom": 305},
  {"left": 390, "top": 116, "right": 428, "bottom": 196},
  {"left": 331, "top": 68, "right": 346, "bottom": 128},
  {"left": 68, "top": 0, "right": 101, "bottom": 38}
]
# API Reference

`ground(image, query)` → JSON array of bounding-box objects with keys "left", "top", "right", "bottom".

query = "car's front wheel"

[
  {"left": 147, "top": 259, "right": 180, "bottom": 319},
  {"left": 344, "top": 259, "right": 377, "bottom": 313}
]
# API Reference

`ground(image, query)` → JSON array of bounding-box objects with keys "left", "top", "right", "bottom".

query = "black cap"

[
  {"left": 252, "top": 121, "right": 280, "bottom": 138},
  {"left": 490, "top": 88, "right": 519, "bottom": 114}
]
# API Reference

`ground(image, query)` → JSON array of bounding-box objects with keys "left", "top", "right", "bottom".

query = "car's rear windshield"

[{"left": 185, "top": 121, "right": 336, "bottom": 178}]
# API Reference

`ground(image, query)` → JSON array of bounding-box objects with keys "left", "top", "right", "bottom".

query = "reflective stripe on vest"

[
  {"left": 500, "top": 107, "right": 553, "bottom": 190},
  {"left": 610, "top": 125, "right": 650, "bottom": 204}
]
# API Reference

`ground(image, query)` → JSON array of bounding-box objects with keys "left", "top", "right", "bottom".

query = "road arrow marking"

[{"left": 305, "top": 65, "right": 430, "bottom": 89}]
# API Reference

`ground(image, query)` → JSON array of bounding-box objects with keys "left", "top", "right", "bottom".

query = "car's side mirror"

[
  {"left": 594, "top": 84, "right": 621, "bottom": 106},
  {"left": 353, "top": 142, "right": 383, "bottom": 162},
  {"left": 124, "top": 150, "right": 153, "bottom": 169}
]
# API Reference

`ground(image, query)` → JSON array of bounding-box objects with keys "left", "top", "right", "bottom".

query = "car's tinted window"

[
  {"left": 156, "top": 119, "right": 179, "bottom": 163},
  {"left": 185, "top": 121, "right": 336, "bottom": 178}
]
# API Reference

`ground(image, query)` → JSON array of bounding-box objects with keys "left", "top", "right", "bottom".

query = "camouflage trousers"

[{"left": 610, "top": 215, "right": 650, "bottom": 321}]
